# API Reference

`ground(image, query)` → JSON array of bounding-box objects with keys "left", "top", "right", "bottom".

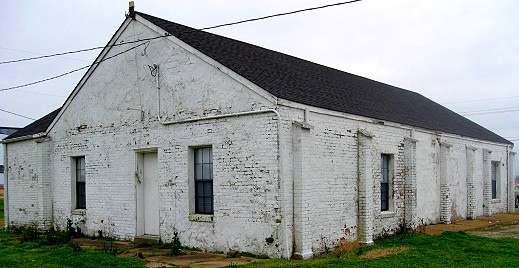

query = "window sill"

[
  {"left": 491, "top": 199, "right": 501, "bottom": 204},
  {"left": 72, "top": 209, "right": 86, "bottom": 216},
  {"left": 189, "top": 214, "right": 214, "bottom": 222},
  {"left": 380, "top": 211, "right": 395, "bottom": 218}
]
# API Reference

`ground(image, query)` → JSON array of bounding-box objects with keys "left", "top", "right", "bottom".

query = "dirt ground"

[
  {"left": 73, "top": 238, "right": 260, "bottom": 268},
  {"left": 419, "top": 213, "right": 519, "bottom": 238}
]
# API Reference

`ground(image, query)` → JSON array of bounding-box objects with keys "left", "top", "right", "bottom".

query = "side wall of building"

[
  {"left": 278, "top": 102, "right": 512, "bottom": 257},
  {"left": 5, "top": 138, "right": 52, "bottom": 228}
]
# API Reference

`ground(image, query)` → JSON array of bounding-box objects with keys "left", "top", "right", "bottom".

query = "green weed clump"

[
  {"left": 168, "top": 231, "right": 182, "bottom": 256},
  {"left": 20, "top": 225, "right": 41, "bottom": 242},
  {"left": 68, "top": 240, "right": 83, "bottom": 253},
  {"left": 227, "top": 251, "right": 269, "bottom": 259},
  {"left": 102, "top": 241, "right": 120, "bottom": 256},
  {"left": 43, "top": 225, "right": 72, "bottom": 245}
]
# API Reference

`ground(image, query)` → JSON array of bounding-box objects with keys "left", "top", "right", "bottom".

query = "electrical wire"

[
  {"left": 196, "top": 0, "right": 363, "bottom": 32},
  {"left": 6, "top": 90, "right": 67, "bottom": 98},
  {"left": 0, "top": 0, "right": 362, "bottom": 65},
  {"left": 461, "top": 106, "right": 519, "bottom": 113},
  {"left": 460, "top": 106, "right": 519, "bottom": 116},
  {"left": 445, "top": 95, "right": 519, "bottom": 104},
  {"left": 0, "top": 108, "right": 36, "bottom": 120},
  {"left": 0, "top": 36, "right": 166, "bottom": 65},
  {"left": 0, "top": 0, "right": 364, "bottom": 92},
  {"left": 0, "top": 46, "right": 91, "bottom": 63},
  {"left": 0, "top": 42, "right": 148, "bottom": 92}
]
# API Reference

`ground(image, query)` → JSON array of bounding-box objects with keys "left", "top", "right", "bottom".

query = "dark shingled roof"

[
  {"left": 4, "top": 13, "right": 511, "bottom": 145},
  {"left": 3, "top": 108, "right": 61, "bottom": 140},
  {"left": 138, "top": 12, "right": 511, "bottom": 145}
]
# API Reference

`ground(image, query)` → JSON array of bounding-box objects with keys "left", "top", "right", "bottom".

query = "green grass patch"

[
  {"left": 240, "top": 231, "right": 519, "bottom": 267},
  {"left": 0, "top": 229, "right": 144, "bottom": 267},
  {"left": 0, "top": 197, "right": 144, "bottom": 267},
  {"left": 0, "top": 244, "right": 144, "bottom": 267}
]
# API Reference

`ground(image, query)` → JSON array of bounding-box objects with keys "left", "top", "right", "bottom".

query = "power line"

[
  {"left": 445, "top": 95, "right": 519, "bottom": 104},
  {"left": 0, "top": 108, "right": 36, "bottom": 120},
  {"left": 0, "top": 1, "right": 364, "bottom": 92},
  {"left": 6, "top": 89, "right": 67, "bottom": 98},
  {"left": 0, "top": 46, "right": 91, "bottom": 63},
  {"left": 0, "top": 36, "right": 165, "bottom": 65},
  {"left": 462, "top": 109, "right": 519, "bottom": 116},
  {"left": 197, "top": 0, "right": 363, "bottom": 32},
  {"left": 0, "top": 0, "right": 362, "bottom": 65},
  {"left": 461, "top": 107, "right": 519, "bottom": 116},
  {"left": 0, "top": 42, "right": 149, "bottom": 92},
  {"left": 461, "top": 106, "right": 519, "bottom": 114}
]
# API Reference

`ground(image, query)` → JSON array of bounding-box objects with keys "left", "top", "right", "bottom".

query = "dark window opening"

[
  {"left": 75, "top": 157, "right": 86, "bottom": 209},
  {"left": 381, "top": 154, "right": 391, "bottom": 211},
  {"left": 491, "top": 161, "right": 499, "bottom": 199},
  {"left": 194, "top": 147, "right": 213, "bottom": 214}
]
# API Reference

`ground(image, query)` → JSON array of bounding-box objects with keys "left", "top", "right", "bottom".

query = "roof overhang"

[{"left": 1, "top": 132, "right": 46, "bottom": 144}]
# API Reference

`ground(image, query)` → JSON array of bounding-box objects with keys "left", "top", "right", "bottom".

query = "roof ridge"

[
  {"left": 137, "top": 12, "right": 510, "bottom": 145},
  {"left": 5, "top": 12, "right": 511, "bottom": 145},
  {"left": 135, "top": 12, "right": 422, "bottom": 97}
]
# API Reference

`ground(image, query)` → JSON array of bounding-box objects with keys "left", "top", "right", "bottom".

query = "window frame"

[
  {"left": 491, "top": 161, "right": 500, "bottom": 200},
  {"left": 380, "top": 154, "right": 393, "bottom": 212},
  {"left": 73, "top": 156, "right": 86, "bottom": 210},
  {"left": 193, "top": 147, "right": 214, "bottom": 215}
]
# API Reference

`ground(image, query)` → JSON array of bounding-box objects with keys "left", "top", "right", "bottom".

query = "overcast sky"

[{"left": 1, "top": 0, "right": 518, "bottom": 174}]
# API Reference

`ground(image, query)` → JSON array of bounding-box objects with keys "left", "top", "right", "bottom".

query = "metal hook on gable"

[
  {"left": 148, "top": 64, "right": 158, "bottom": 77},
  {"left": 141, "top": 41, "right": 150, "bottom": 57}
]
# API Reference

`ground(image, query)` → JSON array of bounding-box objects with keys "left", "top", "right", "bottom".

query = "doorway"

[{"left": 136, "top": 152, "right": 159, "bottom": 237}]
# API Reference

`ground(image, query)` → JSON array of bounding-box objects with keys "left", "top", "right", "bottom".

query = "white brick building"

[{"left": 2, "top": 11, "right": 515, "bottom": 259}]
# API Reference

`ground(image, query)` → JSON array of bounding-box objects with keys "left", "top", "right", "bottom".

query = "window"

[
  {"left": 491, "top": 161, "right": 499, "bottom": 199},
  {"left": 74, "top": 157, "right": 86, "bottom": 209},
  {"left": 381, "top": 154, "right": 392, "bottom": 211},
  {"left": 194, "top": 147, "right": 213, "bottom": 214}
]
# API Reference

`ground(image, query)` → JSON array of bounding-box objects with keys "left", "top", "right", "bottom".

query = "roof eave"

[{"left": 1, "top": 132, "right": 46, "bottom": 144}]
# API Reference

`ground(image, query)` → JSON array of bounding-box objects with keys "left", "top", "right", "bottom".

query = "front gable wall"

[
  {"left": 44, "top": 18, "right": 283, "bottom": 256},
  {"left": 54, "top": 18, "right": 275, "bottom": 130}
]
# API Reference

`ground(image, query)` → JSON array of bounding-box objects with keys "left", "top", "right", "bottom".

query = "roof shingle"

[
  {"left": 4, "top": 13, "right": 511, "bottom": 145},
  {"left": 3, "top": 108, "right": 61, "bottom": 140},
  {"left": 138, "top": 12, "right": 511, "bottom": 145}
]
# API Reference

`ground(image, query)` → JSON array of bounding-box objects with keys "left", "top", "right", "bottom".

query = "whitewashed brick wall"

[
  {"left": 278, "top": 101, "right": 512, "bottom": 256},
  {"left": 5, "top": 138, "right": 51, "bottom": 228},
  {"left": 5, "top": 16, "right": 514, "bottom": 259}
]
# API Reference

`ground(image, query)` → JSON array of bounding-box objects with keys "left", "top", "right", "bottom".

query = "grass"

[
  {"left": 239, "top": 231, "right": 519, "bottom": 267},
  {"left": 0, "top": 199, "right": 144, "bottom": 267},
  {"left": 1, "top": 197, "right": 519, "bottom": 267}
]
